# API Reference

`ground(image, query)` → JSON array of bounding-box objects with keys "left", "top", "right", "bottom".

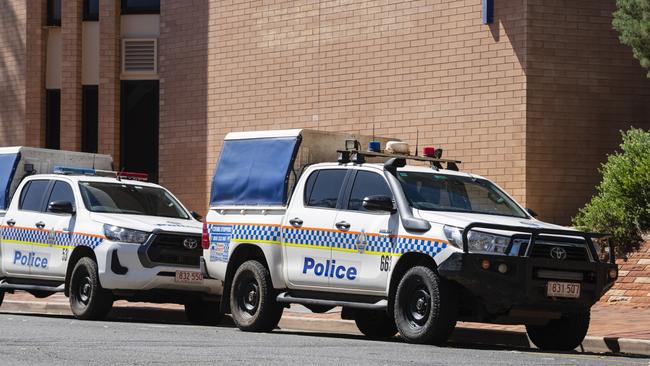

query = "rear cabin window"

[
  {"left": 304, "top": 169, "right": 347, "bottom": 209},
  {"left": 19, "top": 180, "right": 51, "bottom": 212}
]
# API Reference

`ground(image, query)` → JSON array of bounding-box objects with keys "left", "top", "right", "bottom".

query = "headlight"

[
  {"left": 103, "top": 224, "right": 150, "bottom": 244},
  {"left": 591, "top": 237, "right": 611, "bottom": 262},
  {"left": 443, "top": 225, "right": 509, "bottom": 255}
]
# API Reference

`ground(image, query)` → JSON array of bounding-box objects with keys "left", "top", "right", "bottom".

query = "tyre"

[
  {"left": 69, "top": 257, "right": 114, "bottom": 320},
  {"left": 354, "top": 309, "right": 398, "bottom": 340},
  {"left": 526, "top": 311, "right": 590, "bottom": 351},
  {"left": 185, "top": 301, "right": 224, "bottom": 326},
  {"left": 230, "top": 260, "right": 283, "bottom": 332},
  {"left": 0, "top": 290, "right": 4, "bottom": 307},
  {"left": 393, "top": 266, "right": 457, "bottom": 345}
]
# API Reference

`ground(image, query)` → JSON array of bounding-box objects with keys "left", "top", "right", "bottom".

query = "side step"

[
  {"left": 0, "top": 279, "right": 65, "bottom": 293},
  {"left": 276, "top": 292, "right": 387, "bottom": 310}
]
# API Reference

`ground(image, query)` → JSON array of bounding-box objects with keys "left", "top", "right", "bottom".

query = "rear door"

[
  {"left": 1, "top": 179, "right": 51, "bottom": 276},
  {"left": 282, "top": 168, "right": 349, "bottom": 289}
]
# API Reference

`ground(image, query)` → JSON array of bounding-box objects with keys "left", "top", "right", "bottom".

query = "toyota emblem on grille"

[
  {"left": 550, "top": 246, "right": 567, "bottom": 260},
  {"left": 183, "top": 238, "right": 198, "bottom": 250}
]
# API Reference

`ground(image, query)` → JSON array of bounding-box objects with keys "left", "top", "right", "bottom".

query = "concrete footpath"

[{"left": 2, "top": 292, "right": 650, "bottom": 357}]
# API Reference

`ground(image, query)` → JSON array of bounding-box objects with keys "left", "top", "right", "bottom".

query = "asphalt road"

[{"left": 0, "top": 313, "right": 647, "bottom": 366}]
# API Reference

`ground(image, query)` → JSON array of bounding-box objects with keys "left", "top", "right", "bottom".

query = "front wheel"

[
  {"left": 185, "top": 301, "right": 224, "bottom": 326},
  {"left": 526, "top": 311, "right": 590, "bottom": 351},
  {"left": 230, "top": 260, "right": 283, "bottom": 332},
  {"left": 69, "top": 257, "right": 114, "bottom": 320},
  {"left": 354, "top": 310, "right": 398, "bottom": 340},
  {"left": 394, "top": 266, "right": 457, "bottom": 345}
]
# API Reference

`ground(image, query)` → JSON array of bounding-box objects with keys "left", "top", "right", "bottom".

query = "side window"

[
  {"left": 47, "top": 181, "right": 76, "bottom": 207},
  {"left": 303, "top": 171, "right": 318, "bottom": 206},
  {"left": 19, "top": 180, "right": 51, "bottom": 212},
  {"left": 306, "top": 169, "right": 347, "bottom": 209},
  {"left": 347, "top": 171, "right": 393, "bottom": 211}
]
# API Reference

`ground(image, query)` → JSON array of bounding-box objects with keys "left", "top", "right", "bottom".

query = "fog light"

[
  {"left": 481, "top": 259, "right": 490, "bottom": 270},
  {"left": 497, "top": 263, "right": 508, "bottom": 274},
  {"left": 609, "top": 268, "right": 618, "bottom": 280}
]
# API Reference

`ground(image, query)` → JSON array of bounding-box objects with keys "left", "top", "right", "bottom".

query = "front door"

[
  {"left": 283, "top": 168, "right": 348, "bottom": 289},
  {"left": 331, "top": 169, "right": 398, "bottom": 293}
]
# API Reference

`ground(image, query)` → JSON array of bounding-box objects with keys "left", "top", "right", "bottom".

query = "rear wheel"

[
  {"left": 230, "top": 260, "right": 283, "bottom": 332},
  {"left": 526, "top": 311, "right": 590, "bottom": 351},
  {"left": 354, "top": 309, "right": 398, "bottom": 340},
  {"left": 394, "top": 266, "right": 457, "bottom": 345},
  {"left": 69, "top": 257, "right": 113, "bottom": 320},
  {"left": 185, "top": 300, "right": 224, "bottom": 326}
]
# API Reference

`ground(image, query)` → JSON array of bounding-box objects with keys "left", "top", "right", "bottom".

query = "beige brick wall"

[
  {"left": 525, "top": 0, "right": 650, "bottom": 224},
  {"left": 98, "top": 0, "right": 121, "bottom": 164},
  {"left": 25, "top": 0, "right": 46, "bottom": 147},
  {"left": 60, "top": 0, "right": 83, "bottom": 151},
  {"left": 602, "top": 242, "right": 650, "bottom": 306},
  {"left": 172, "top": 0, "right": 529, "bottom": 214},
  {"left": 0, "top": 1, "right": 27, "bottom": 146}
]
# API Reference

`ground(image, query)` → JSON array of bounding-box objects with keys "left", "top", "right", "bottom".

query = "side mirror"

[
  {"left": 48, "top": 200, "right": 75, "bottom": 215},
  {"left": 526, "top": 208, "right": 538, "bottom": 218},
  {"left": 191, "top": 211, "right": 203, "bottom": 221},
  {"left": 362, "top": 195, "right": 396, "bottom": 213}
]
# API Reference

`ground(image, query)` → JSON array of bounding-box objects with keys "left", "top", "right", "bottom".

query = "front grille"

[
  {"left": 146, "top": 233, "right": 202, "bottom": 267},
  {"left": 530, "top": 242, "right": 590, "bottom": 261}
]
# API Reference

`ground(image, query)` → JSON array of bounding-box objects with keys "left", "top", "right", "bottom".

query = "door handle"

[
  {"left": 289, "top": 217, "right": 303, "bottom": 228},
  {"left": 335, "top": 221, "right": 351, "bottom": 232},
  {"left": 35, "top": 221, "right": 45, "bottom": 229},
  {"left": 6, "top": 219, "right": 15, "bottom": 226}
]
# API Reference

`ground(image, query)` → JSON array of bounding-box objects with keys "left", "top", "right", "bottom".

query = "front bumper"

[
  {"left": 438, "top": 252, "right": 617, "bottom": 319},
  {"left": 95, "top": 241, "right": 222, "bottom": 295}
]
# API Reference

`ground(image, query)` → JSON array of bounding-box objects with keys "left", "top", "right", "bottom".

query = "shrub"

[
  {"left": 613, "top": 0, "right": 650, "bottom": 78},
  {"left": 573, "top": 128, "right": 650, "bottom": 257}
]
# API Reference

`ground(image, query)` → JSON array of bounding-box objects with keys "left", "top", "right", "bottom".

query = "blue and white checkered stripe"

[
  {"left": 283, "top": 228, "right": 334, "bottom": 248},
  {"left": 231, "top": 224, "right": 280, "bottom": 243},
  {"left": 396, "top": 237, "right": 447, "bottom": 257},
  {"left": 1, "top": 226, "right": 103, "bottom": 249}
]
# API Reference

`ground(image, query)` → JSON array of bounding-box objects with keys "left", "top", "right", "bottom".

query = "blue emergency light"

[
  {"left": 368, "top": 141, "right": 381, "bottom": 152},
  {"left": 53, "top": 166, "right": 96, "bottom": 175}
]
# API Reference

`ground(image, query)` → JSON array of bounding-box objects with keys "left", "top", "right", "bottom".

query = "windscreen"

[
  {"left": 396, "top": 171, "right": 527, "bottom": 218},
  {"left": 78, "top": 182, "right": 189, "bottom": 219},
  {"left": 210, "top": 136, "right": 300, "bottom": 206},
  {"left": 0, "top": 153, "right": 20, "bottom": 210}
]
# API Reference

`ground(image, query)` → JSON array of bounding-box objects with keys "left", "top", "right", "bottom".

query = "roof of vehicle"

[
  {"left": 308, "top": 162, "right": 488, "bottom": 180},
  {"left": 23, "top": 174, "right": 164, "bottom": 188}
]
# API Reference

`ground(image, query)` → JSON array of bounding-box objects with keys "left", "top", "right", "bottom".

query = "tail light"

[{"left": 202, "top": 219, "right": 210, "bottom": 249}]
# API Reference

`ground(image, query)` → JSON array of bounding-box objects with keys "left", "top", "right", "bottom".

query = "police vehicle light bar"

[{"left": 53, "top": 166, "right": 117, "bottom": 178}]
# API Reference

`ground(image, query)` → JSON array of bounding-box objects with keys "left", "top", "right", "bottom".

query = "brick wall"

[
  {"left": 60, "top": 0, "right": 83, "bottom": 151},
  {"left": 169, "top": 0, "right": 530, "bottom": 214},
  {"left": 603, "top": 241, "right": 650, "bottom": 306},
  {"left": 24, "top": 0, "right": 46, "bottom": 147},
  {"left": 525, "top": 0, "right": 650, "bottom": 224},
  {"left": 98, "top": 0, "right": 121, "bottom": 163},
  {"left": 0, "top": 1, "right": 26, "bottom": 146}
]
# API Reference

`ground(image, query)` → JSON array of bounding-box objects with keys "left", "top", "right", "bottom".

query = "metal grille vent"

[{"left": 122, "top": 38, "right": 157, "bottom": 75}]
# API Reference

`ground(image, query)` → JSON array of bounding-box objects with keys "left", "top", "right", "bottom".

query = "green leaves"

[
  {"left": 613, "top": 0, "right": 650, "bottom": 78},
  {"left": 573, "top": 128, "right": 650, "bottom": 257}
]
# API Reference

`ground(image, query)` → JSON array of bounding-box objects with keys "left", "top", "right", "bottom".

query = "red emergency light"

[
  {"left": 118, "top": 172, "right": 149, "bottom": 181},
  {"left": 422, "top": 146, "right": 437, "bottom": 157},
  {"left": 202, "top": 219, "right": 210, "bottom": 250}
]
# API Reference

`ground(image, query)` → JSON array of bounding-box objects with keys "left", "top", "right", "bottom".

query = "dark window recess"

[
  {"left": 120, "top": 80, "right": 159, "bottom": 182},
  {"left": 82, "top": 85, "right": 98, "bottom": 153},
  {"left": 45, "top": 89, "right": 61, "bottom": 150},
  {"left": 47, "top": 181, "right": 76, "bottom": 207},
  {"left": 121, "top": 0, "right": 160, "bottom": 14},
  {"left": 146, "top": 234, "right": 202, "bottom": 266},
  {"left": 19, "top": 180, "right": 51, "bottom": 212},
  {"left": 306, "top": 170, "right": 347, "bottom": 209},
  {"left": 47, "top": 0, "right": 61, "bottom": 26},
  {"left": 347, "top": 171, "right": 392, "bottom": 211},
  {"left": 83, "top": 0, "right": 99, "bottom": 21}
]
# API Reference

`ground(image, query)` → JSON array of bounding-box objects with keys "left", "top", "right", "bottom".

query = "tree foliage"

[
  {"left": 613, "top": 0, "right": 650, "bottom": 78},
  {"left": 573, "top": 128, "right": 650, "bottom": 257}
]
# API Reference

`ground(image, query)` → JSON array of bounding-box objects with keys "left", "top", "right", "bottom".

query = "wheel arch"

[
  {"left": 388, "top": 252, "right": 438, "bottom": 314},
  {"left": 64, "top": 246, "right": 97, "bottom": 296}
]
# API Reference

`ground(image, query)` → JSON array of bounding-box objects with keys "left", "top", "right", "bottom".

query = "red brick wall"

[
  {"left": 525, "top": 0, "right": 650, "bottom": 224},
  {"left": 603, "top": 242, "right": 650, "bottom": 306},
  {"left": 60, "top": 0, "right": 82, "bottom": 151}
]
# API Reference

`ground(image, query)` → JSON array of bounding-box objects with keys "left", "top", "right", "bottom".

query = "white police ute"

[
  {"left": 0, "top": 147, "right": 222, "bottom": 325},
  {"left": 202, "top": 129, "right": 618, "bottom": 350}
]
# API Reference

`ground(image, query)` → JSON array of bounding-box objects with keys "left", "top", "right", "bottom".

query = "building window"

[
  {"left": 83, "top": 0, "right": 99, "bottom": 21},
  {"left": 45, "top": 90, "right": 61, "bottom": 150},
  {"left": 82, "top": 86, "right": 98, "bottom": 153},
  {"left": 47, "top": 0, "right": 61, "bottom": 26},
  {"left": 121, "top": 0, "right": 160, "bottom": 14}
]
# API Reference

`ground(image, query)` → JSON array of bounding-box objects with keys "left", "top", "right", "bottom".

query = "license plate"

[
  {"left": 546, "top": 281, "right": 580, "bottom": 298},
  {"left": 175, "top": 270, "right": 203, "bottom": 284}
]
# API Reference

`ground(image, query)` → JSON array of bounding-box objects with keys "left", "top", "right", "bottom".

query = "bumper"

[
  {"left": 95, "top": 242, "right": 222, "bottom": 295},
  {"left": 438, "top": 252, "right": 617, "bottom": 319}
]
